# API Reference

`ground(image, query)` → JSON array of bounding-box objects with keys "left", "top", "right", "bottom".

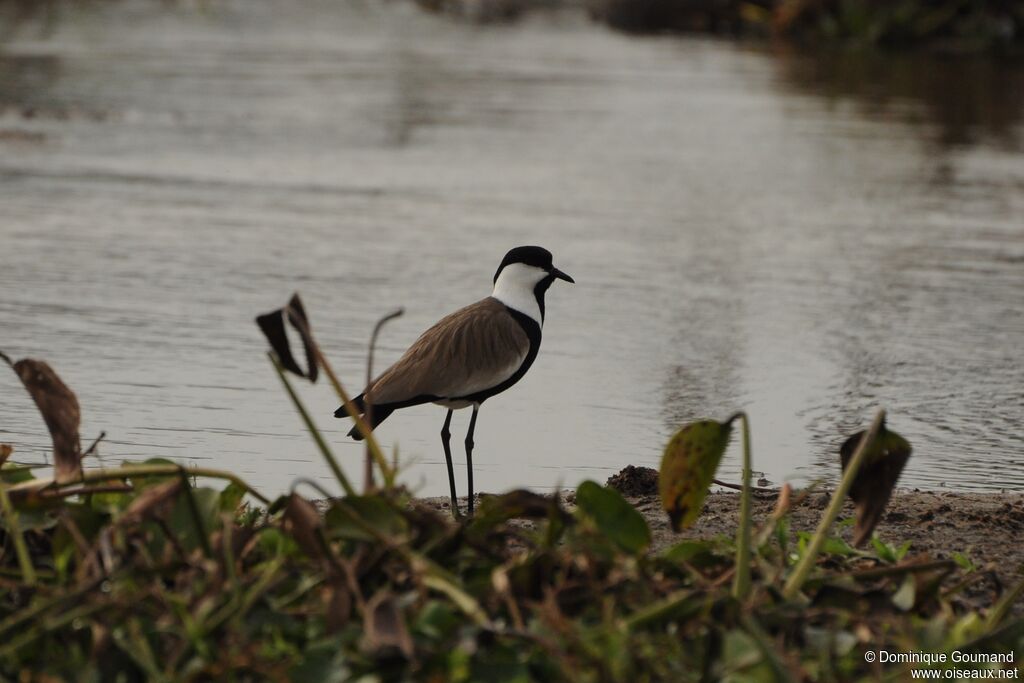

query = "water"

[{"left": 1, "top": 1, "right": 1022, "bottom": 496}]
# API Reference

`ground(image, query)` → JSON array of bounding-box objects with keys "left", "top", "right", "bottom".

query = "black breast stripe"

[{"left": 457, "top": 307, "right": 542, "bottom": 405}]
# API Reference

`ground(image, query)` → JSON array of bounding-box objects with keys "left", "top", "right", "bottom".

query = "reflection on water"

[
  {"left": 775, "top": 48, "right": 1024, "bottom": 150},
  {"left": 0, "top": 1, "right": 1022, "bottom": 495}
]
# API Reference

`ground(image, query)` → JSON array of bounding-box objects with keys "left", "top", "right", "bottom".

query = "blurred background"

[{"left": 1, "top": 0, "right": 1021, "bottom": 497}]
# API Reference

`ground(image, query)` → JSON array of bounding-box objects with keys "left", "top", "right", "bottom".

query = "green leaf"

[
  {"left": 219, "top": 482, "right": 246, "bottom": 513},
  {"left": 257, "top": 526, "right": 300, "bottom": 558},
  {"left": 289, "top": 640, "right": 349, "bottom": 683},
  {"left": 51, "top": 503, "right": 105, "bottom": 579},
  {"left": 952, "top": 552, "right": 977, "bottom": 573},
  {"left": 89, "top": 490, "right": 133, "bottom": 513},
  {"left": 468, "top": 489, "right": 557, "bottom": 535},
  {"left": 0, "top": 506, "right": 57, "bottom": 532},
  {"left": 775, "top": 516, "right": 790, "bottom": 558},
  {"left": 169, "top": 486, "right": 221, "bottom": 553},
  {"left": 871, "top": 537, "right": 912, "bottom": 563},
  {"left": 0, "top": 463, "right": 36, "bottom": 485},
  {"left": 871, "top": 536, "right": 895, "bottom": 562},
  {"left": 797, "top": 531, "right": 858, "bottom": 558},
  {"left": 660, "top": 539, "right": 729, "bottom": 568},
  {"left": 471, "top": 648, "right": 531, "bottom": 683},
  {"left": 324, "top": 495, "right": 408, "bottom": 542},
  {"left": 413, "top": 600, "right": 460, "bottom": 640},
  {"left": 575, "top": 480, "right": 650, "bottom": 554},
  {"left": 659, "top": 418, "right": 735, "bottom": 531},
  {"left": 722, "top": 628, "right": 768, "bottom": 674}
]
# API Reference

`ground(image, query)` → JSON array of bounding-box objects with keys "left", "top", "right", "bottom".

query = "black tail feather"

[
  {"left": 334, "top": 394, "right": 366, "bottom": 419},
  {"left": 345, "top": 405, "right": 395, "bottom": 441},
  {"left": 335, "top": 395, "right": 395, "bottom": 441}
]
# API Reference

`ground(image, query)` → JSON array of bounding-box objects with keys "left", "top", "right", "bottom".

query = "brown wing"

[{"left": 365, "top": 297, "right": 530, "bottom": 405}]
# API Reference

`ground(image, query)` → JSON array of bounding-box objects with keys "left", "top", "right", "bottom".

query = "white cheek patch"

[{"left": 491, "top": 263, "right": 546, "bottom": 325}]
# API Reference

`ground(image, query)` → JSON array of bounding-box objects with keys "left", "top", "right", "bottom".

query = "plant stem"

[
  {"left": 624, "top": 589, "right": 702, "bottom": 631},
  {"left": 178, "top": 471, "right": 212, "bottom": 558},
  {"left": 361, "top": 307, "right": 404, "bottom": 491},
  {"left": 0, "top": 481, "right": 36, "bottom": 585},
  {"left": 312, "top": 346, "right": 394, "bottom": 488},
  {"left": 270, "top": 353, "right": 356, "bottom": 497},
  {"left": 986, "top": 574, "right": 1024, "bottom": 628},
  {"left": 732, "top": 412, "right": 752, "bottom": 599},
  {"left": 782, "top": 409, "right": 886, "bottom": 600},
  {"left": 5, "top": 464, "right": 270, "bottom": 505}
]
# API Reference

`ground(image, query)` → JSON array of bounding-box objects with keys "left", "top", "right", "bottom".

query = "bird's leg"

[
  {"left": 440, "top": 409, "right": 458, "bottom": 517},
  {"left": 465, "top": 405, "right": 479, "bottom": 515}
]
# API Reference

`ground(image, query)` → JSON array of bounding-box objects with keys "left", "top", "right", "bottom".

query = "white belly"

[{"left": 433, "top": 399, "right": 478, "bottom": 410}]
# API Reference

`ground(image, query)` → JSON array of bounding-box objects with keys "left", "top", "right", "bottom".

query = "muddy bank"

[{"left": 419, "top": 466, "right": 1024, "bottom": 608}]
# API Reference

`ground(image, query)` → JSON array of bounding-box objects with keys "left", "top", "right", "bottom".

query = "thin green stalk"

[
  {"left": 122, "top": 618, "right": 167, "bottom": 683},
  {"left": 421, "top": 572, "right": 491, "bottom": 628},
  {"left": 332, "top": 498, "right": 491, "bottom": 628},
  {"left": 741, "top": 614, "right": 797, "bottom": 682},
  {"left": 0, "top": 481, "right": 36, "bottom": 585},
  {"left": 269, "top": 353, "right": 356, "bottom": 497},
  {"left": 5, "top": 464, "right": 269, "bottom": 505},
  {"left": 782, "top": 409, "right": 886, "bottom": 600},
  {"left": 178, "top": 471, "right": 212, "bottom": 558},
  {"left": 221, "top": 513, "right": 239, "bottom": 588},
  {"left": 986, "top": 574, "right": 1024, "bottom": 629},
  {"left": 0, "top": 577, "right": 103, "bottom": 638},
  {"left": 732, "top": 412, "right": 752, "bottom": 599},
  {"left": 624, "top": 589, "right": 702, "bottom": 631},
  {"left": 313, "top": 346, "right": 395, "bottom": 488},
  {"left": 0, "top": 600, "right": 107, "bottom": 659}
]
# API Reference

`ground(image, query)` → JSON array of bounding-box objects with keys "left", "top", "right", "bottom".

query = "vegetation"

[
  {"left": 1, "top": 297, "right": 1022, "bottom": 680},
  {"left": 3, "top": 0, "right": 1020, "bottom": 53},
  {"left": 413, "top": 0, "right": 1024, "bottom": 53}
]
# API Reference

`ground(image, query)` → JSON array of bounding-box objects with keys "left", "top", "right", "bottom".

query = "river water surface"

[{"left": 1, "top": 0, "right": 1022, "bottom": 496}]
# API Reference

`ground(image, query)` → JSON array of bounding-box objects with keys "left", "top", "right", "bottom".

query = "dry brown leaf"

[
  {"left": 324, "top": 578, "right": 352, "bottom": 633},
  {"left": 3, "top": 355, "right": 82, "bottom": 482},
  {"left": 117, "top": 479, "right": 183, "bottom": 527},
  {"left": 283, "top": 493, "right": 325, "bottom": 559},
  {"left": 361, "top": 590, "right": 414, "bottom": 658},
  {"left": 255, "top": 293, "right": 319, "bottom": 382},
  {"left": 840, "top": 422, "right": 912, "bottom": 547}
]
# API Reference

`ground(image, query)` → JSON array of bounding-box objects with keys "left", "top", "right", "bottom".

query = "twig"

[
  {"left": 82, "top": 431, "right": 106, "bottom": 457},
  {"left": 363, "top": 308, "right": 404, "bottom": 491},
  {"left": 802, "top": 558, "right": 956, "bottom": 588},
  {"left": 713, "top": 478, "right": 776, "bottom": 495},
  {"left": 38, "top": 483, "right": 132, "bottom": 499}
]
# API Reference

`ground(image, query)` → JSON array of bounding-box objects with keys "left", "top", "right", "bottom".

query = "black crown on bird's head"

[{"left": 493, "top": 246, "right": 573, "bottom": 285}]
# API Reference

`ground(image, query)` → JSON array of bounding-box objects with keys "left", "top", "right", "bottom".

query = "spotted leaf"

[{"left": 659, "top": 417, "right": 736, "bottom": 532}]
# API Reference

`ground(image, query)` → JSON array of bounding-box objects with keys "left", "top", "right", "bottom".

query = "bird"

[{"left": 334, "top": 245, "right": 574, "bottom": 516}]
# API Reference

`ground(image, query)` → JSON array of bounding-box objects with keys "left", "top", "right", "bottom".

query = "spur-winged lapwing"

[{"left": 334, "top": 246, "right": 573, "bottom": 515}]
